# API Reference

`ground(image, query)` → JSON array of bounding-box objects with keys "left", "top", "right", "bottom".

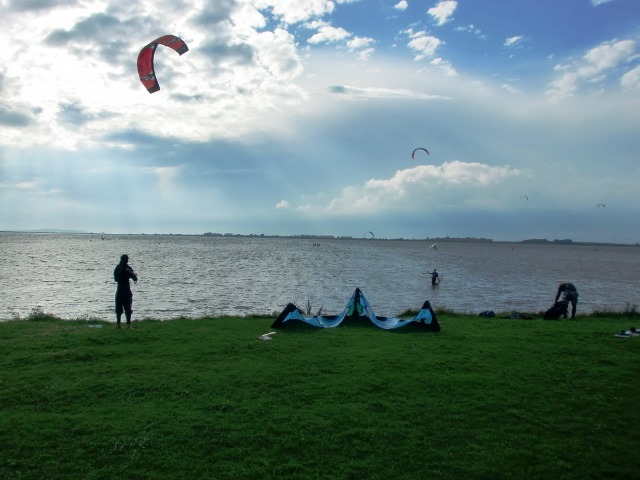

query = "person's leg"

[
  {"left": 115, "top": 298, "right": 123, "bottom": 328},
  {"left": 570, "top": 299, "right": 577, "bottom": 318},
  {"left": 124, "top": 297, "right": 133, "bottom": 329}
]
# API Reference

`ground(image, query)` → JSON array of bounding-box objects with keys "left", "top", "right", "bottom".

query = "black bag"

[{"left": 544, "top": 300, "right": 568, "bottom": 320}]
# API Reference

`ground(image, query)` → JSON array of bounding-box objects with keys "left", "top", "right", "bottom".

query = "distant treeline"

[
  {"left": 201, "top": 233, "right": 638, "bottom": 247},
  {"left": 7, "top": 230, "right": 636, "bottom": 247}
]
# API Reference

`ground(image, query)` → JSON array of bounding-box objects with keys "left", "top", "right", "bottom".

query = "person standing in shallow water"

[
  {"left": 114, "top": 254, "right": 138, "bottom": 329},
  {"left": 428, "top": 269, "right": 439, "bottom": 288}
]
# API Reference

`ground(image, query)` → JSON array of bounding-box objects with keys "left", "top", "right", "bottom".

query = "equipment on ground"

[{"left": 272, "top": 288, "right": 440, "bottom": 331}]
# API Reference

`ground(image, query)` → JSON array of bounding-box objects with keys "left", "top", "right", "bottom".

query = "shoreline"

[{"left": 2, "top": 230, "right": 638, "bottom": 247}]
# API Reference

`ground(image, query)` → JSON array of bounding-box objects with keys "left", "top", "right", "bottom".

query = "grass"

[{"left": 1, "top": 311, "right": 639, "bottom": 480}]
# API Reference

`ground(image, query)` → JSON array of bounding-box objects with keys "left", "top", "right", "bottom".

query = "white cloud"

[
  {"left": 306, "top": 20, "right": 375, "bottom": 59},
  {"left": 621, "top": 65, "right": 640, "bottom": 90},
  {"left": 455, "top": 24, "right": 485, "bottom": 39},
  {"left": 347, "top": 36, "right": 374, "bottom": 51},
  {"left": 406, "top": 30, "right": 443, "bottom": 61},
  {"left": 307, "top": 23, "right": 351, "bottom": 44},
  {"left": 276, "top": 199, "right": 290, "bottom": 209},
  {"left": 394, "top": 1, "right": 408, "bottom": 11},
  {"left": 254, "top": 0, "right": 336, "bottom": 24},
  {"left": 428, "top": 0, "right": 457, "bottom": 26},
  {"left": 504, "top": 35, "right": 524, "bottom": 47},
  {"left": 591, "top": 0, "right": 613, "bottom": 6},
  {"left": 547, "top": 39, "right": 637, "bottom": 98},
  {"left": 298, "top": 162, "right": 522, "bottom": 215},
  {"left": 430, "top": 57, "right": 457, "bottom": 76}
]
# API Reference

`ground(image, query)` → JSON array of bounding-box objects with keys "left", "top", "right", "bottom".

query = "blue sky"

[{"left": 1, "top": 0, "right": 639, "bottom": 242}]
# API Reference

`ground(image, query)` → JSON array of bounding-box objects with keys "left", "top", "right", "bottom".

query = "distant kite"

[
  {"left": 520, "top": 195, "right": 529, "bottom": 201},
  {"left": 411, "top": 147, "right": 429, "bottom": 159},
  {"left": 137, "top": 35, "right": 189, "bottom": 93},
  {"left": 368, "top": 231, "right": 375, "bottom": 239},
  {"left": 597, "top": 203, "right": 606, "bottom": 208}
]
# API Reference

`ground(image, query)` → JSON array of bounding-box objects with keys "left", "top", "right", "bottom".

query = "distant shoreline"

[{"left": 1, "top": 229, "right": 638, "bottom": 247}]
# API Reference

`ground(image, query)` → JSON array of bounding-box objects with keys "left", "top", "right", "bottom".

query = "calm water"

[{"left": 1, "top": 233, "right": 638, "bottom": 321}]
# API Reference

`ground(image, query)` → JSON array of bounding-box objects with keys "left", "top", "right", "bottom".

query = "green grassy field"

[{"left": 1, "top": 311, "right": 639, "bottom": 480}]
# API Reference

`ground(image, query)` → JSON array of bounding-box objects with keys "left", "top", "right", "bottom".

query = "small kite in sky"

[
  {"left": 411, "top": 147, "right": 429, "bottom": 159},
  {"left": 137, "top": 35, "right": 189, "bottom": 93}
]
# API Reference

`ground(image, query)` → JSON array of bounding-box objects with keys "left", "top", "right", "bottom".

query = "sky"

[{"left": 0, "top": 0, "right": 639, "bottom": 243}]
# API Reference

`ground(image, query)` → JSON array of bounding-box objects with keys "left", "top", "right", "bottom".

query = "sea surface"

[{"left": 1, "top": 232, "right": 638, "bottom": 321}]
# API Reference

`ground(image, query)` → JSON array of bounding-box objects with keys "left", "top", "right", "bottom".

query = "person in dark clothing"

[
  {"left": 555, "top": 282, "right": 579, "bottom": 318},
  {"left": 428, "top": 269, "right": 439, "bottom": 288},
  {"left": 114, "top": 254, "right": 138, "bottom": 329}
]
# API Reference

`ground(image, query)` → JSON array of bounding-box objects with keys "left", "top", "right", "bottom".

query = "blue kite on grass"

[{"left": 272, "top": 288, "right": 440, "bottom": 331}]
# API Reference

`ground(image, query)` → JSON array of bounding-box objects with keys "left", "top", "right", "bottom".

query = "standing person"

[
  {"left": 114, "top": 254, "right": 138, "bottom": 329},
  {"left": 555, "top": 282, "right": 579, "bottom": 318},
  {"left": 428, "top": 269, "right": 439, "bottom": 288}
]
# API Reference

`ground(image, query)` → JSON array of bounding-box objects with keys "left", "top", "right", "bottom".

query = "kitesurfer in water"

[
  {"left": 428, "top": 269, "right": 439, "bottom": 288},
  {"left": 114, "top": 254, "right": 138, "bottom": 329},
  {"left": 555, "top": 282, "right": 579, "bottom": 318}
]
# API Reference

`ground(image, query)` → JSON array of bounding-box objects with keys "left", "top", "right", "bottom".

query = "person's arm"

[
  {"left": 126, "top": 266, "right": 138, "bottom": 284},
  {"left": 555, "top": 285, "right": 563, "bottom": 302}
]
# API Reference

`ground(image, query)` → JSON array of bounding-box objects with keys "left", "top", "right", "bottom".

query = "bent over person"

[
  {"left": 555, "top": 282, "right": 579, "bottom": 319},
  {"left": 114, "top": 254, "right": 138, "bottom": 329}
]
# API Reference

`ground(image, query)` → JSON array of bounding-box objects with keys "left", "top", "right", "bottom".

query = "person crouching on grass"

[{"left": 114, "top": 254, "right": 138, "bottom": 329}]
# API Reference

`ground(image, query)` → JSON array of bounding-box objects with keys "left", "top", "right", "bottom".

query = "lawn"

[{"left": 1, "top": 312, "right": 639, "bottom": 479}]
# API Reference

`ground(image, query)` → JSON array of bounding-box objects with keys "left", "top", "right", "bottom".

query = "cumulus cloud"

[
  {"left": 428, "top": 0, "right": 457, "bottom": 26},
  {"left": 393, "top": 1, "right": 408, "bottom": 11},
  {"left": 405, "top": 29, "right": 443, "bottom": 61},
  {"left": 276, "top": 199, "right": 290, "bottom": 209},
  {"left": 621, "top": 65, "right": 640, "bottom": 90},
  {"left": 255, "top": 0, "right": 336, "bottom": 24},
  {"left": 298, "top": 161, "right": 522, "bottom": 215},
  {"left": 306, "top": 20, "right": 375, "bottom": 58},
  {"left": 429, "top": 57, "right": 457, "bottom": 76},
  {"left": 547, "top": 39, "right": 637, "bottom": 98},
  {"left": 307, "top": 22, "right": 351, "bottom": 44}
]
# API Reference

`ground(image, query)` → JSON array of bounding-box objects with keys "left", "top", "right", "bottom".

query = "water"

[{"left": 1, "top": 232, "right": 638, "bottom": 321}]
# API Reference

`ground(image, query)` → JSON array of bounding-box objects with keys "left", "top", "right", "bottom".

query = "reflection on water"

[{"left": 1, "top": 233, "right": 638, "bottom": 320}]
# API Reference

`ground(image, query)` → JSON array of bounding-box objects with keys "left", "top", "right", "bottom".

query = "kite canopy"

[
  {"left": 272, "top": 288, "right": 440, "bottom": 331},
  {"left": 411, "top": 147, "right": 429, "bottom": 159},
  {"left": 137, "top": 35, "right": 189, "bottom": 93}
]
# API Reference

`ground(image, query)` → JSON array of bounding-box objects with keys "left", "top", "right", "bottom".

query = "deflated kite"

[{"left": 137, "top": 35, "right": 189, "bottom": 93}]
